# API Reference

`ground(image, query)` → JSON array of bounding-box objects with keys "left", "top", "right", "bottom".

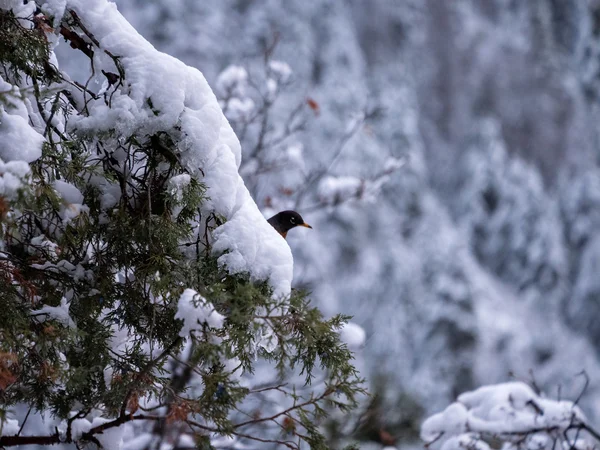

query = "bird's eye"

[{"left": 290, "top": 217, "right": 296, "bottom": 224}]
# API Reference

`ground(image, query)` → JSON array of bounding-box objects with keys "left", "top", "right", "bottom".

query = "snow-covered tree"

[
  {"left": 0, "top": 2, "right": 364, "bottom": 448},
  {"left": 452, "top": 118, "right": 566, "bottom": 297}
]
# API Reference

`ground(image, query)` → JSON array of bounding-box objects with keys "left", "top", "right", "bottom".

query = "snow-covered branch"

[{"left": 422, "top": 382, "right": 600, "bottom": 450}]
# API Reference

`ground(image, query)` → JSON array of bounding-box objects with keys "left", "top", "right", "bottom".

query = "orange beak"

[{"left": 301, "top": 223, "right": 313, "bottom": 229}]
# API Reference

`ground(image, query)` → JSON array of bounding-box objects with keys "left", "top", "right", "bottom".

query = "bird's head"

[{"left": 267, "top": 210, "right": 312, "bottom": 238}]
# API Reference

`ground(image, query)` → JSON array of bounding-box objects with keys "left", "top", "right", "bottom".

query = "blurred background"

[{"left": 86, "top": 0, "right": 600, "bottom": 447}]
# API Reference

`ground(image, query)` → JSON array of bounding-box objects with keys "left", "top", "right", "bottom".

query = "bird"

[{"left": 267, "top": 210, "right": 312, "bottom": 239}]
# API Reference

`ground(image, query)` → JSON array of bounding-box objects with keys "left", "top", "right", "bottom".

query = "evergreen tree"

[{"left": 0, "top": 2, "right": 363, "bottom": 448}]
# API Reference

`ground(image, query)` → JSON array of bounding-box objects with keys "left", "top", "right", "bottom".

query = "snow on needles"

[
  {"left": 0, "top": 77, "right": 44, "bottom": 199},
  {"left": 61, "top": 0, "right": 294, "bottom": 297},
  {"left": 175, "top": 289, "right": 225, "bottom": 337},
  {"left": 0, "top": 78, "right": 45, "bottom": 164}
]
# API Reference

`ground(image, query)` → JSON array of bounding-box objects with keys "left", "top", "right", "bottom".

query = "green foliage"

[
  {"left": 0, "top": 7, "right": 364, "bottom": 449},
  {"left": 0, "top": 9, "right": 58, "bottom": 84}
]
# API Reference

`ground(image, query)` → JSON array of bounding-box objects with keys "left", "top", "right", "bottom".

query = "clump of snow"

[
  {"left": 284, "top": 143, "right": 305, "bottom": 171},
  {"left": 0, "top": 158, "right": 30, "bottom": 199},
  {"left": 0, "top": 79, "right": 42, "bottom": 199},
  {"left": 28, "top": 235, "right": 60, "bottom": 260},
  {"left": 216, "top": 65, "right": 248, "bottom": 98},
  {"left": 53, "top": 180, "right": 89, "bottom": 224},
  {"left": 253, "top": 321, "right": 279, "bottom": 354},
  {"left": 0, "top": 76, "right": 45, "bottom": 164},
  {"left": 0, "top": 0, "right": 36, "bottom": 17},
  {"left": 224, "top": 97, "right": 255, "bottom": 122},
  {"left": 0, "top": 108, "right": 45, "bottom": 164},
  {"left": 268, "top": 60, "right": 292, "bottom": 83},
  {"left": 53, "top": 180, "right": 83, "bottom": 205},
  {"left": 383, "top": 156, "right": 407, "bottom": 173},
  {"left": 339, "top": 322, "right": 366, "bottom": 349},
  {"left": 319, "top": 175, "right": 363, "bottom": 204},
  {"left": 422, "top": 402, "right": 469, "bottom": 441},
  {"left": 175, "top": 288, "right": 225, "bottom": 337},
  {"left": 40, "top": 0, "right": 67, "bottom": 26},
  {"left": 61, "top": 0, "right": 293, "bottom": 297},
  {"left": 422, "top": 382, "right": 589, "bottom": 450},
  {"left": 440, "top": 433, "right": 491, "bottom": 450},
  {"left": 70, "top": 418, "right": 92, "bottom": 440},
  {"left": 167, "top": 173, "right": 191, "bottom": 218},
  {"left": 30, "top": 297, "right": 76, "bottom": 328},
  {"left": 91, "top": 417, "right": 124, "bottom": 449}
]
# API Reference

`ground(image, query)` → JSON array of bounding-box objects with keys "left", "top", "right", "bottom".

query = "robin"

[{"left": 267, "top": 210, "right": 312, "bottom": 239}]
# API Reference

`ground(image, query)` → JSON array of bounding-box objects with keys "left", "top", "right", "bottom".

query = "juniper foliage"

[{"left": 0, "top": 6, "right": 364, "bottom": 449}]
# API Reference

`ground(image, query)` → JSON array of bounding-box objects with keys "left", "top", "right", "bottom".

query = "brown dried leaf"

[
  {"left": 306, "top": 97, "right": 320, "bottom": 115},
  {"left": 0, "top": 353, "right": 18, "bottom": 390}
]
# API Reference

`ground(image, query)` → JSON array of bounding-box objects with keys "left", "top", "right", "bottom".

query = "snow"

[
  {"left": 61, "top": 0, "right": 293, "bottom": 297},
  {"left": 70, "top": 418, "right": 92, "bottom": 440},
  {"left": 318, "top": 175, "right": 363, "bottom": 204},
  {"left": 211, "top": 197, "right": 293, "bottom": 297},
  {"left": 30, "top": 297, "right": 76, "bottom": 329},
  {"left": 440, "top": 434, "right": 491, "bottom": 450},
  {"left": 422, "top": 382, "right": 588, "bottom": 449},
  {"left": 421, "top": 402, "right": 468, "bottom": 441},
  {"left": 40, "top": 0, "right": 67, "bottom": 26},
  {"left": 339, "top": 322, "right": 366, "bottom": 349},
  {"left": 175, "top": 288, "right": 225, "bottom": 336},
  {"left": 53, "top": 180, "right": 84, "bottom": 205},
  {"left": 100, "top": 5, "right": 600, "bottom": 433},
  {"left": 216, "top": 65, "right": 248, "bottom": 98},
  {"left": 0, "top": 76, "right": 45, "bottom": 163},
  {"left": 268, "top": 60, "right": 293, "bottom": 83},
  {"left": 7, "top": 0, "right": 600, "bottom": 448},
  {"left": 284, "top": 143, "right": 305, "bottom": 171},
  {"left": 0, "top": 107, "right": 45, "bottom": 164},
  {"left": 0, "top": 0, "right": 36, "bottom": 17},
  {"left": 167, "top": 173, "right": 191, "bottom": 218},
  {"left": 53, "top": 179, "right": 89, "bottom": 224},
  {"left": 0, "top": 158, "right": 30, "bottom": 199},
  {"left": 122, "top": 433, "right": 152, "bottom": 450},
  {"left": 91, "top": 417, "right": 124, "bottom": 449},
  {"left": 29, "top": 235, "right": 59, "bottom": 258}
]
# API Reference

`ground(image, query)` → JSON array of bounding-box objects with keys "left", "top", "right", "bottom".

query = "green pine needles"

[{"left": 0, "top": 6, "right": 364, "bottom": 449}]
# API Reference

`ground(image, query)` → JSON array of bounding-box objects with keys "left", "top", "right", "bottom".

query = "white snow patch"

[
  {"left": 422, "top": 382, "right": 587, "bottom": 448},
  {"left": 319, "top": 176, "right": 363, "bottom": 204},
  {"left": 0, "top": 107, "right": 45, "bottom": 164},
  {"left": 268, "top": 60, "right": 292, "bottom": 83},
  {"left": 0, "top": 159, "right": 31, "bottom": 199},
  {"left": 339, "top": 322, "right": 366, "bottom": 349},
  {"left": 53, "top": 180, "right": 84, "bottom": 204},
  {"left": 31, "top": 297, "right": 76, "bottom": 328},
  {"left": 91, "top": 417, "right": 124, "bottom": 449},
  {"left": 216, "top": 65, "right": 248, "bottom": 98},
  {"left": 70, "top": 418, "right": 92, "bottom": 440},
  {"left": 175, "top": 288, "right": 225, "bottom": 337},
  {"left": 167, "top": 173, "right": 191, "bottom": 218}
]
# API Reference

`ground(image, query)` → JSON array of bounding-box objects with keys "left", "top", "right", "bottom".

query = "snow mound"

[
  {"left": 62, "top": 0, "right": 293, "bottom": 297},
  {"left": 175, "top": 288, "right": 225, "bottom": 336},
  {"left": 339, "top": 322, "right": 367, "bottom": 349},
  {"left": 422, "top": 382, "right": 588, "bottom": 450},
  {"left": 0, "top": 77, "right": 45, "bottom": 164}
]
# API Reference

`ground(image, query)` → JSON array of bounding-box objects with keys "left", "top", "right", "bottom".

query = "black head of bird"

[{"left": 267, "top": 210, "right": 312, "bottom": 239}]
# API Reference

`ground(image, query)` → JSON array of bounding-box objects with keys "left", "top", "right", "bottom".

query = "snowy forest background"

[{"left": 78, "top": 0, "right": 600, "bottom": 447}]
